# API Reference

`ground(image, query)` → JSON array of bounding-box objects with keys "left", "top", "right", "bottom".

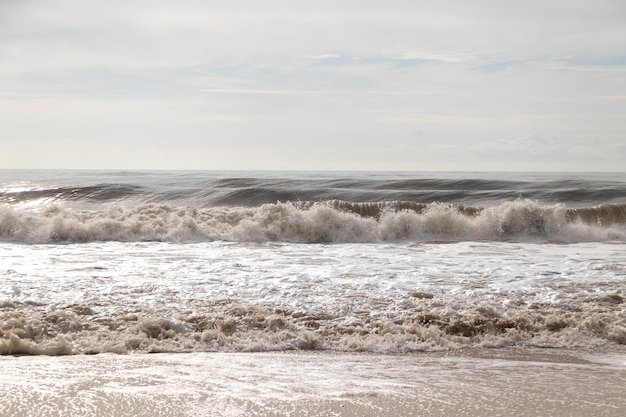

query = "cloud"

[
  {"left": 1, "top": 0, "right": 625, "bottom": 170},
  {"left": 384, "top": 49, "right": 469, "bottom": 64},
  {"left": 305, "top": 54, "right": 341, "bottom": 60},
  {"left": 199, "top": 89, "right": 324, "bottom": 95}
]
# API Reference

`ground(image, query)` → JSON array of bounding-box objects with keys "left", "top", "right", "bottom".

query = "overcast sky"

[{"left": 1, "top": 0, "right": 625, "bottom": 171}]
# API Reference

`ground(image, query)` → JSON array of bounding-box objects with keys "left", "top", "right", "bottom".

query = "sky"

[{"left": 1, "top": 0, "right": 625, "bottom": 171}]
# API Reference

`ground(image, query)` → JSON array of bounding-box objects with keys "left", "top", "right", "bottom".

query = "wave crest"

[{"left": 1, "top": 200, "right": 624, "bottom": 244}]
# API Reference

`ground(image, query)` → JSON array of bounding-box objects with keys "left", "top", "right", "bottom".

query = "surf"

[{"left": 1, "top": 199, "right": 624, "bottom": 244}]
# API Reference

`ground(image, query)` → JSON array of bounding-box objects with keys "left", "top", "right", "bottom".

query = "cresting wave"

[{"left": 1, "top": 200, "right": 625, "bottom": 244}]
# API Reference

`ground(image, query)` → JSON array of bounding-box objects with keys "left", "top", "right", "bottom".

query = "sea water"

[
  {"left": 2, "top": 170, "right": 626, "bottom": 416},
  {"left": 1, "top": 170, "right": 625, "bottom": 355}
]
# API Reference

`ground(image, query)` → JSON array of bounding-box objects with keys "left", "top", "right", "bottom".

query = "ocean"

[{"left": 1, "top": 170, "right": 625, "bottom": 416}]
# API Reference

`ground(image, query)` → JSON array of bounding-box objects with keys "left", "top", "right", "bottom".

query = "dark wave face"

[
  {"left": 1, "top": 170, "right": 625, "bottom": 243},
  {"left": 0, "top": 184, "right": 145, "bottom": 204},
  {"left": 2, "top": 170, "right": 626, "bottom": 208}
]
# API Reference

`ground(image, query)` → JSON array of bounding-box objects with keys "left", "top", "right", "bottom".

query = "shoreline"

[{"left": 2, "top": 346, "right": 625, "bottom": 416}]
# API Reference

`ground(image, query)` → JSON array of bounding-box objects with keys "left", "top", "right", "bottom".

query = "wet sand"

[{"left": 1, "top": 347, "right": 625, "bottom": 417}]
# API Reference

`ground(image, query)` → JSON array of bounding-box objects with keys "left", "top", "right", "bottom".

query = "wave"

[
  {"left": 3, "top": 173, "right": 626, "bottom": 208},
  {"left": 1, "top": 199, "right": 625, "bottom": 244},
  {"left": 0, "top": 184, "right": 144, "bottom": 204}
]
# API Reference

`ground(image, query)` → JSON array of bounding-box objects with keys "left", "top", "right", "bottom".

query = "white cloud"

[
  {"left": 305, "top": 54, "right": 341, "bottom": 60},
  {"left": 199, "top": 89, "right": 325, "bottom": 95}
]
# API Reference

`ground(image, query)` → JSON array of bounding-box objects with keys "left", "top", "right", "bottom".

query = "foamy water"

[
  {"left": 1, "top": 239, "right": 625, "bottom": 354},
  {"left": 1, "top": 170, "right": 625, "bottom": 355}
]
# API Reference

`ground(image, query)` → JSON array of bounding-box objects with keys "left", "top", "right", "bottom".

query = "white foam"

[{"left": 1, "top": 200, "right": 624, "bottom": 244}]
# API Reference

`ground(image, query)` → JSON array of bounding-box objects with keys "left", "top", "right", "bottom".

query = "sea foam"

[{"left": 1, "top": 200, "right": 624, "bottom": 244}]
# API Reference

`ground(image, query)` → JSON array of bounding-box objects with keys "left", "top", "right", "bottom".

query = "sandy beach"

[{"left": 2, "top": 347, "right": 625, "bottom": 417}]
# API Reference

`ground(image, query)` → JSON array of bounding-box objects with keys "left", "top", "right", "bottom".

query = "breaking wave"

[
  {"left": 1, "top": 295, "right": 624, "bottom": 355},
  {"left": 1, "top": 199, "right": 624, "bottom": 244}
]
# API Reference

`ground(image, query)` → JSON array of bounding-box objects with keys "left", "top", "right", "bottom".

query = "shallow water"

[{"left": 2, "top": 349, "right": 625, "bottom": 417}]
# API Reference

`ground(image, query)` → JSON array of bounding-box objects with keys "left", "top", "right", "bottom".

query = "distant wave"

[
  {"left": 0, "top": 184, "right": 145, "bottom": 205},
  {"left": 1, "top": 200, "right": 624, "bottom": 244},
  {"left": 3, "top": 175, "right": 626, "bottom": 208}
]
